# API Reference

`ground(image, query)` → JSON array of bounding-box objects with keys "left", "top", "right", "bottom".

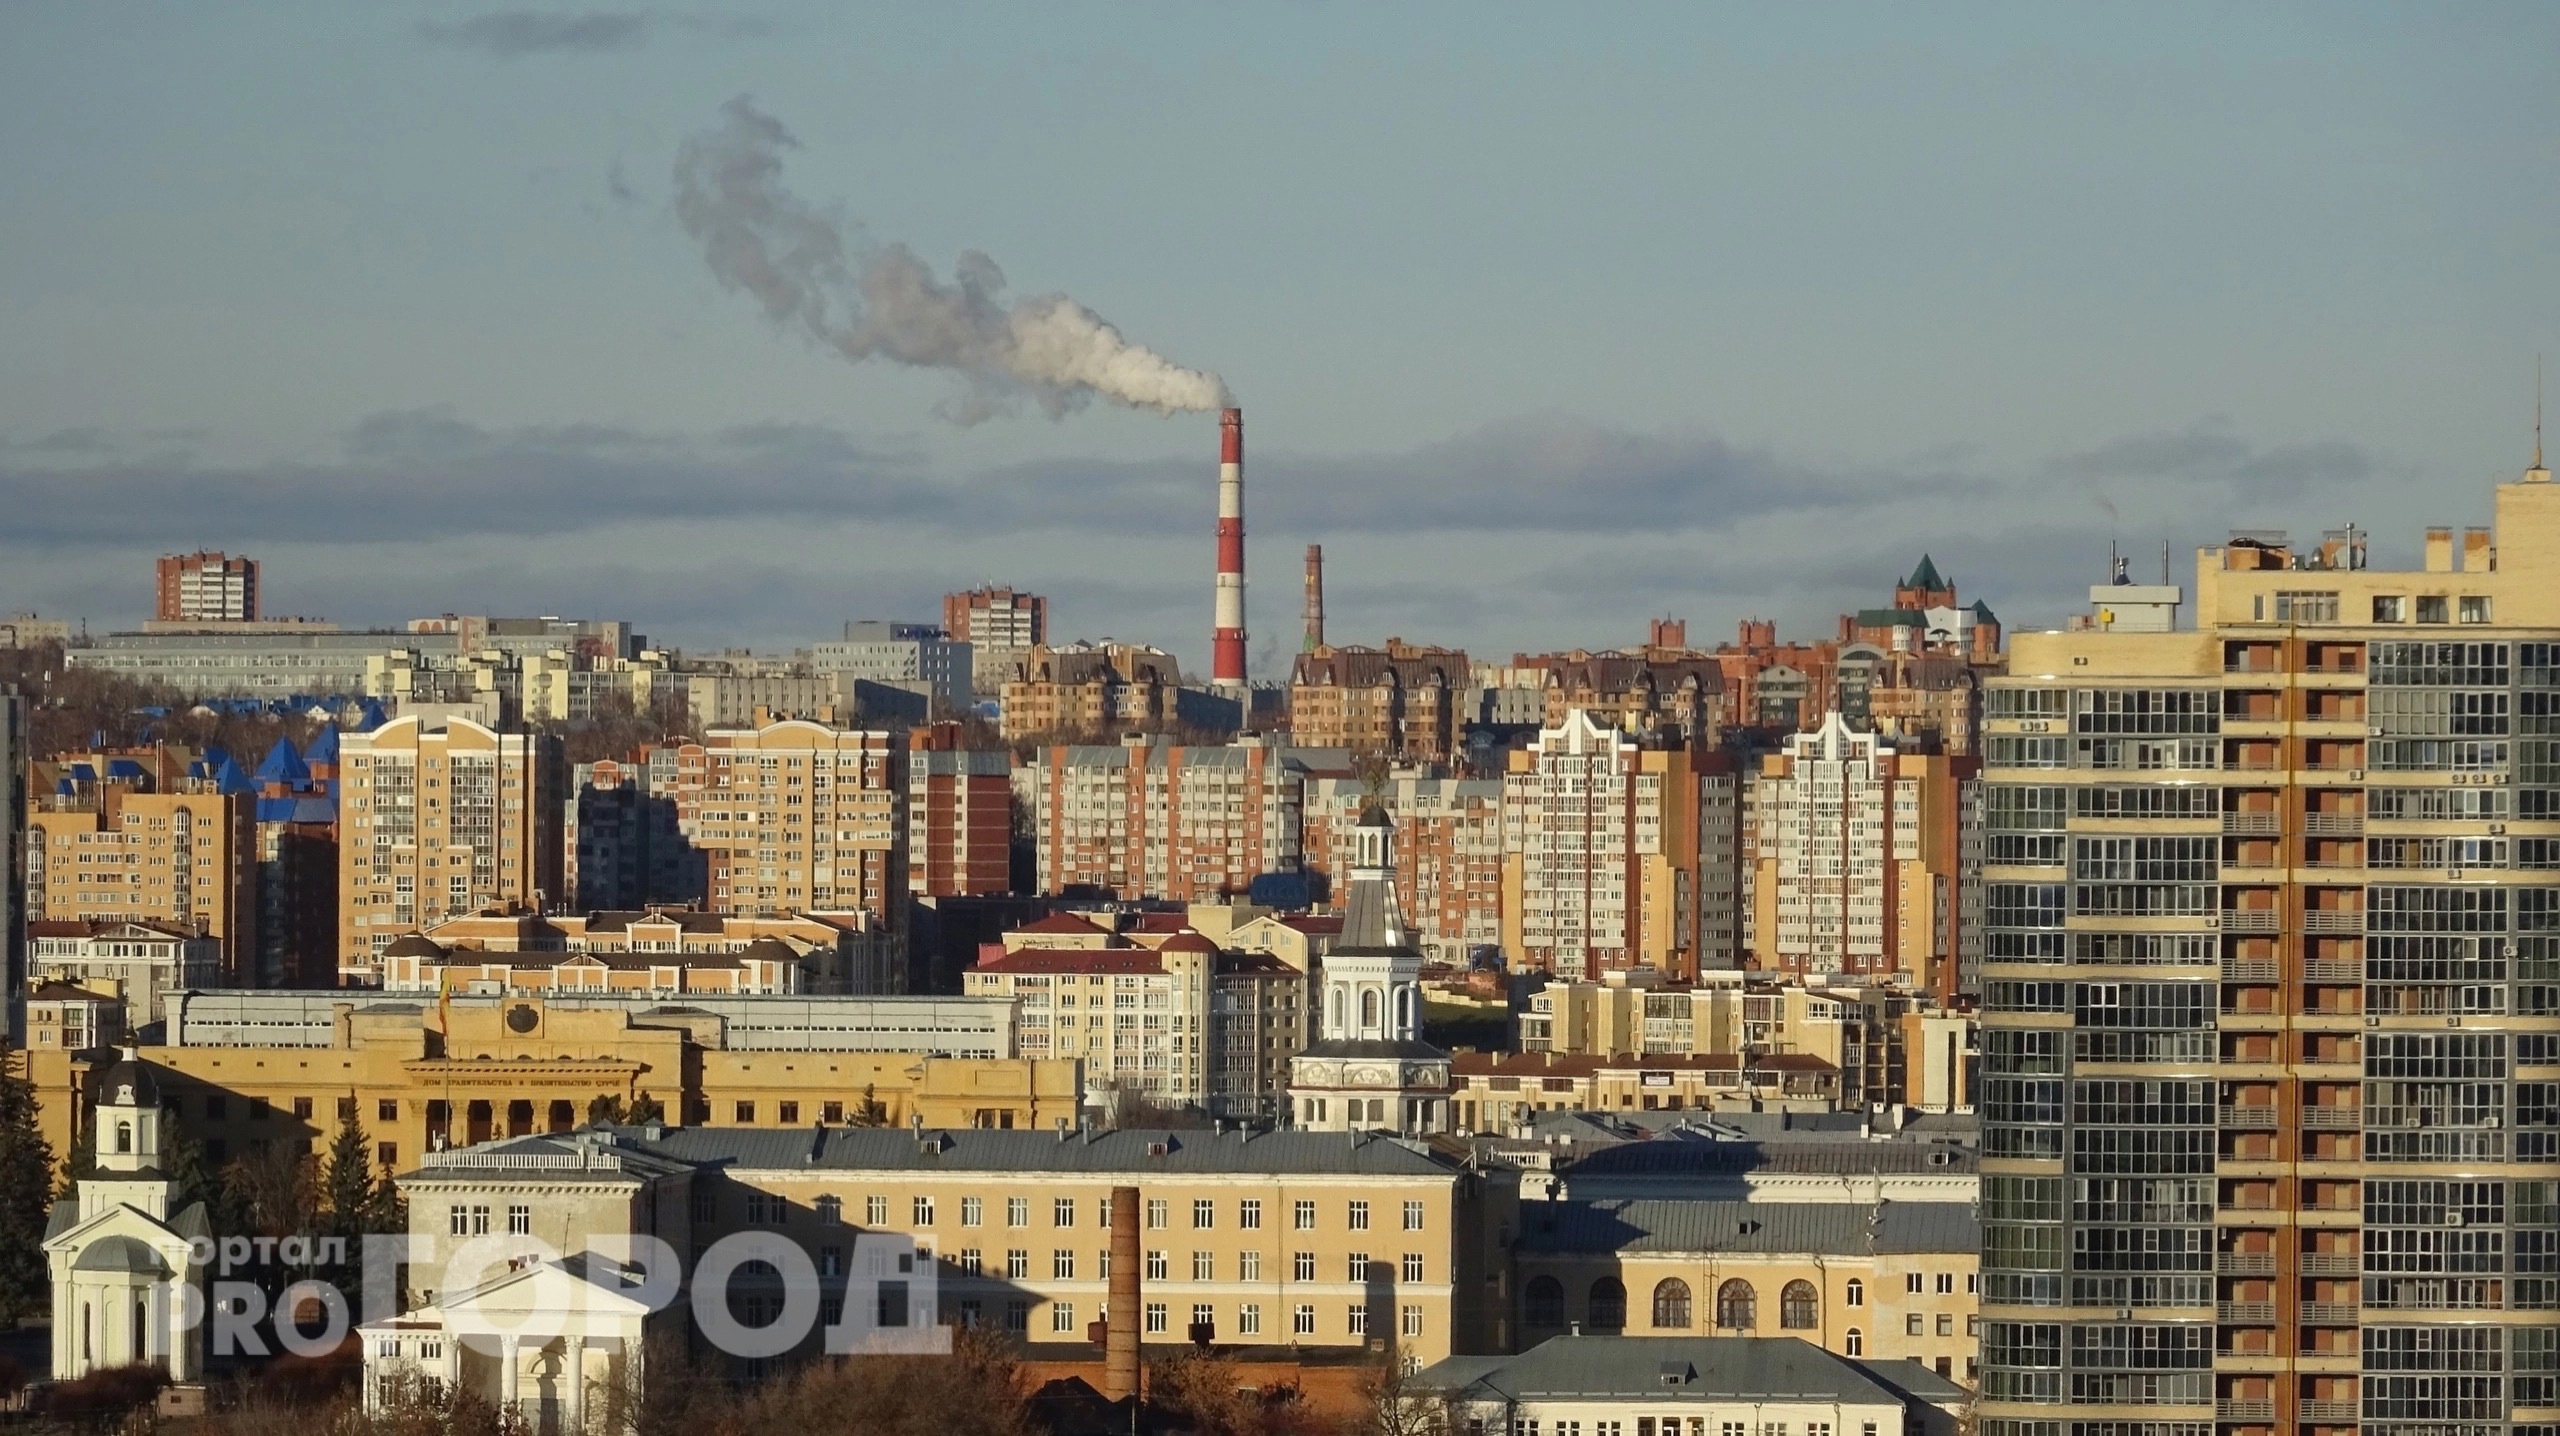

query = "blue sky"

[{"left": 3, "top": 3, "right": 2555, "bottom": 671}]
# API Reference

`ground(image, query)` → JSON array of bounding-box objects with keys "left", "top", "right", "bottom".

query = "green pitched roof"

[{"left": 1904, "top": 554, "right": 1946, "bottom": 591}]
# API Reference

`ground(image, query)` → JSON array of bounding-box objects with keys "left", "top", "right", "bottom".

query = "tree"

[
  {"left": 320, "top": 1107, "right": 397, "bottom": 1243},
  {"left": 628, "top": 1090, "right": 666, "bottom": 1125},
  {"left": 161, "top": 1111, "right": 245, "bottom": 1235},
  {"left": 588, "top": 1093, "right": 629, "bottom": 1126},
  {"left": 224, "top": 1140, "right": 318, "bottom": 1239},
  {"left": 849, "top": 1085, "right": 889, "bottom": 1128},
  {"left": 0, "top": 1063, "right": 58, "bottom": 1323},
  {"left": 1356, "top": 1343, "right": 1454, "bottom": 1436}
]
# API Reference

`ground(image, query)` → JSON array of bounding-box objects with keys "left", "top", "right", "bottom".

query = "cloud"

[{"left": 417, "top": 12, "right": 649, "bottom": 56}]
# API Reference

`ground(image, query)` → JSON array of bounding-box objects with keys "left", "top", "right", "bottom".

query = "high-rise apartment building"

[
  {"left": 1500, "top": 711, "right": 1718, "bottom": 980},
  {"left": 24, "top": 752, "right": 257, "bottom": 985},
  {"left": 905, "top": 724, "right": 1014, "bottom": 897},
  {"left": 155, "top": 551, "right": 260, "bottom": 623},
  {"left": 1302, "top": 771, "right": 1502, "bottom": 964},
  {"left": 1743, "top": 712, "right": 1980, "bottom": 995},
  {"left": 1, "top": 690, "right": 23, "bottom": 1030},
  {"left": 563, "top": 750, "right": 699, "bottom": 911},
  {"left": 1000, "top": 641, "right": 1239, "bottom": 741},
  {"left": 1287, "top": 641, "right": 1471, "bottom": 762},
  {"left": 337, "top": 716, "right": 563, "bottom": 977},
  {"left": 251, "top": 732, "right": 342, "bottom": 989},
  {"left": 666, "top": 720, "right": 905, "bottom": 930},
  {"left": 1978, "top": 461, "right": 2560, "bottom": 1436},
  {"left": 1025, "top": 733, "right": 1320, "bottom": 902},
  {"left": 943, "top": 587, "right": 1048, "bottom": 696}
]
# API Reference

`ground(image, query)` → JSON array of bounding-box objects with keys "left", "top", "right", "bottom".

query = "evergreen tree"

[
  {"left": 319, "top": 1108, "right": 379, "bottom": 1243},
  {"left": 0, "top": 1065, "right": 60, "bottom": 1324},
  {"left": 587, "top": 1093, "right": 628, "bottom": 1125},
  {"left": 851, "top": 1084, "right": 889, "bottom": 1128},
  {"left": 628, "top": 1090, "right": 665, "bottom": 1125},
  {"left": 159, "top": 1111, "right": 242, "bottom": 1235}
]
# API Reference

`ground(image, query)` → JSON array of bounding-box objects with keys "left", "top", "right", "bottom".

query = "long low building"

[
  {"left": 1418, "top": 1335, "right": 1968, "bottom": 1436},
  {"left": 25, "top": 990, "right": 1063, "bottom": 1174}
]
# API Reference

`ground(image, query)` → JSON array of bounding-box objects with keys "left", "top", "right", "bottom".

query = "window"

[
  {"left": 1348, "top": 1200, "right": 1370, "bottom": 1231},
  {"left": 1402, "top": 1304, "right": 1423, "bottom": 1337},
  {"left": 1526, "top": 1276, "right": 1565, "bottom": 1327},
  {"left": 1192, "top": 1302, "right": 1214, "bottom": 1333},
  {"left": 820, "top": 1246, "right": 842, "bottom": 1277},
  {"left": 1239, "top": 1303, "right": 1261, "bottom": 1336},
  {"left": 2461, "top": 595, "right": 2493, "bottom": 624},
  {"left": 913, "top": 1196, "right": 935, "bottom": 1226},
  {"left": 1294, "top": 1200, "right": 1316, "bottom": 1231},
  {"left": 378, "top": 1099, "right": 399, "bottom": 1122},
  {"left": 1293, "top": 1304, "right": 1316, "bottom": 1336},
  {"left": 470, "top": 1205, "right": 490, "bottom": 1236},
  {"left": 1240, "top": 1251, "right": 1260, "bottom": 1281},
  {"left": 1053, "top": 1250, "right": 1075, "bottom": 1280},
  {"left": 1402, "top": 1253, "right": 1424, "bottom": 1282},
  {"left": 448, "top": 1204, "right": 469, "bottom": 1237},
  {"left": 293, "top": 1097, "right": 314, "bottom": 1120},
  {"left": 1935, "top": 1272, "right": 1954, "bottom": 1294},
  {"left": 1008, "top": 1196, "right": 1028, "bottom": 1227},
  {"left": 1651, "top": 1279, "right": 1692, "bottom": 1328},
  {"left": 822, "top": 1101, "right": 843, "bottom": 1123},
  {"left": 1779, "top": 1280, "right": 1818, "bottom": 1330},
  {"left": 1006, "top": 1250, "right": 1029, "bottom": 1280},
  {"left": 1053, "top": 1198, "right": 1075, "bottom": 1227},
  {"left": 1906, "top": 1314, "right": 1925, "bottom": 1337},
  {"left": 867, "top": 1195, "right": 889, "bottom": 1225},
  {"left": 2375, "top": 595, "right": 2407, "bottom": 623},
  {"left": 2418, "top": 595, "right": 2450, "bottom": 624},
  {"left": 1348, "top": 1304, "right": 1369, "bottom": 1335},
  {"left": 1294, "top": 1252, "right": 1316, "bottom": 1281},
  {"left": 1936, "top": 1313, "right": 1954, "bottom": 1336},
  {"left": 1715, "top": 1280, "right": 1757, "bottom": 1331},
  {"left": 1589, "top": 1278, "right": 1627, "bottom": 1330},
  {"left": 1349, "top": 1253, "right": 1372, "bottom": 1282},
  {"left": 1844, "top": 1328, "right": 1864, "bottom": 1357},
  {"left": 1147, "top": 1250, "right": 1169, "bottom": 1281},
  {"left": 1844, "top": 1278, "right": 1864, "bottom": 1307},
  {"left": 507, "top": 1205, "right": 531, "bottom": 1235},
  {"left": 778, "top": 1101, "right": 799, "bottom": 1124},
  {"left": 1403, "top": 1199, "right": 1425, "bottom": 1231},
  {"left": 1147, "top": 1198, "right": 1169, "bottom": 1229},
  {"left": 735, "top": 1102, "right": 755, "bottom": 1123},
  {"left": 1905, "top": 1272, "right": 1924, "bottom": 1294},
  {"left": 961, "top": 1196, "right": 982, "bottom": 1227},
  {"left": 1239, "top": 1199, "right": 1262, "bottom": 1230},
  {"left": 1145, "top": 1303, "right": 1168, "bottom": 1335},
  {"left": 1193, "top": 1251, "right": 1214, "bottom": 1281},
  {"left": 1193, "top": 1198, "right": 1215, "bottom": 1229},
  {"left": 1051, "top": 1302, "right": 1076, "bottom": 1334}
]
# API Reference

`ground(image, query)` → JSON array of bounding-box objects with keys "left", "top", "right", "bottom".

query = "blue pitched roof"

[
  {"left": 254, "top": 737, "right": 311, "bottom": 787},
  {"left": 354, "top": 699, "right": 390, "bottom": 733},
  {"left": 213, "top": 756, "right": 256, "bottom": 796},
  {"left": 68, "top": 762, "right": 97, "bottom": 783},
  {"left": 303, "top": 726, "right": 341, "bottom": 766},
  {"left": 256, "top": 796, "right": 337, "bottom": 824}
]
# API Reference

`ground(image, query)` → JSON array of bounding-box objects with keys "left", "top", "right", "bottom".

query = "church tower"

[
  {"left": 45, "top": 1050, "right": 206, "bottom": 1384},
  {"left": 1288, "top": 803, "right": 1451, "bottom": 1134}
]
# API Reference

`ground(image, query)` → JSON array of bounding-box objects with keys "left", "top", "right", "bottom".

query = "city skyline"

[{"left": 2, "top": 5, "right": 2556, "bottom": 664}]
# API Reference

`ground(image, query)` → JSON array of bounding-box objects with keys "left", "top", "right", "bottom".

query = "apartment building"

[
  {"left": 811, "top": 621, "right": 972, "bottom": 711},
  {"left": 1511, "top": 1200, "right": 1980, "bottom": 1380},
  {"left": 1492, "top": 648, "right": 1724, "bottom": 744},
  {"left": 1000, "top": 642, "right": 1239, "bottom": 741},
  {"left": 664, "top": 721, "right": 905, "bottom": 932},
  {"left": 563, "top": 751, "right": 698, "bottom": 911},
  {"left": 1451, "top": 1050, "right": 1840, "bottom": 1126},
  {"left": 1744, "top": 712, "right": 1980, "bottom": 995},
  {"left": 1977, "top": 460, "right": 2560, "bottom": 1436},
  {"left": 20, "top": 990, "right": 1050, "bottom": 1175},
  {"left": 1026, "top": 733, "right": 1327, "bottom": 902},
  {"left": 24, "top": 920, "right": 221, "bottom": 1027},
  {"left": 1287, "top": 641, "right": 1471, "bottom": 762},
  {"left": 1, "top": 690, "right": 20, "bottom": 1015},
  {"left": 338, "top": 716, "right": 563, "bottom": 977},
  {"left": 1301, "top": 771, "right": 1501, "bottom": 964},
  {"left": 1501, "top": 711, "right": 1716, "bottom": 980},
  {"left": 943, "top": 586, "right": 1048, "bottom": 696},
  {"left": 24, "top": 753, "right": 257, "bottom": 984},
  {"left": 155, "top": 550, "right": 259, "bottom": 623},
  {"left": 248, "top": 732, "right": 342, "bottom": 989},
  {"left": 906, "top": 724, "right": 1015, "bottom": 898}
]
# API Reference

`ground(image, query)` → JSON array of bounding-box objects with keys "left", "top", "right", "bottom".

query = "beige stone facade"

[{"left": 338, "top": 717, "right": 563, "bottom": 979}]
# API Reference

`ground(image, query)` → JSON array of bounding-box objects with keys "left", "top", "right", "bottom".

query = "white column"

[
  {"left": 498, "top": 1336, "right": 520, "bottom": 1416},
  {"left": 563, "top": 1334, "right": 585, "bottom": 1433}
]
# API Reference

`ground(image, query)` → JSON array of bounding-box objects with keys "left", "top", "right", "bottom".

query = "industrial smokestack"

[
  {"left": 1303, "top": 544, "right": 1325, "bottom": 654},
  {"left": 1106, "top": 1183, "right": 1142, "bottom": 1401},
  {"left": 1213, "top": 409, "right": 1248, "bottom": 694}
]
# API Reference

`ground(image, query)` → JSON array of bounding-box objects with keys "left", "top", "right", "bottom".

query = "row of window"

[{"left": 713, "top": 1190, "right": 1425, "bottom": 1233}]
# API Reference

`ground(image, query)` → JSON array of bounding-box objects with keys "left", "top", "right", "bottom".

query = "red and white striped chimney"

[{"left": 1213, "top": 407, "right": 1247, "bottom": 693}]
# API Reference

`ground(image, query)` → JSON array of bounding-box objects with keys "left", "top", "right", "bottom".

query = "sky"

[{"left": 2, "top": 3, "right": 2556, "bottom": 674}]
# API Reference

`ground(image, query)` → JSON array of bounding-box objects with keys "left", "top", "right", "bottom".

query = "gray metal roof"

[
  {"left": 1517, "top": 1199, "right": 1976, "bottom": 1258},
  {"left": 638, "top": 1124, "right": 1461, "bottom": 1178},
  {"left": 1418, "top": 1335, "right": 1905, "bottom": 1405},
  {"left": 1565, "top": 1137, "right": 1978, "bottom": 1180}
]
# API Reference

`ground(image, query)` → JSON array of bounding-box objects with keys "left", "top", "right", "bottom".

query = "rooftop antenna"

[{"left": 2538, "top": 353, "right": 2545, "bottom": 471}]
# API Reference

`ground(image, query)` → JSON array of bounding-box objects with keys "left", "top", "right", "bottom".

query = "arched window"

[
  {"left": 1844, "top": 1327, "right": 1864, "bottom": 1357},
  {"left": 1361, "top": 989, "right": 1381, "bottom": 1030},
  {"left": 1525, "top": 1277, "right": 1564, "bottom": 1327},
  {"left": 1650, "top": 1279, "right": 1692, "bottom": 1329},
  {"left": 1780, "top": 1280, "right": 1819, "bottom": 1330},
  {"left": 115, "top": 1122, "right": 133, "bottom": 1154},
  {"left": 1844, "top": 1278, "right": 1864, "bottom": 1307},
  {"left": 1329, "top": 989, "right": 1344, "bottom": 1032},
  {"left": 1588, "top": 1278, "right": 1627, "bottom": 1331},
  {"left": 1396, "top": 986, "right": 1415, "bottom": 1030},
  {"left": 1715, "top": 1279, "right": 1757, "bottom": 1331}
]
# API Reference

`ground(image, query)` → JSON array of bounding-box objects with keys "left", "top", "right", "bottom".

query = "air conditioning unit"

[
  {"left": 2447, "top": 1016, "right": 2462, "bottom": 1028},
  {"left": 2491, "top": 824, "right": 2507, "bottom": 835},
  {"left": 2348, "top": 770, "right": 2364, "bottom": 781},
  {"left": 2364, "top": 1016, "right": 2380, "bottom": 1027},
  {"left": 2205, "top": 917, "right": 2221, "bottom": 930},
  {"left": 2494, "top": 773, "right": 2510, "bottom": 785},
  {"left": 2368, "top": 725, "right": 2385, "bottom": 737}
]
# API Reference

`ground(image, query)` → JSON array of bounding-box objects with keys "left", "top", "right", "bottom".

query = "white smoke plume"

[{"left": 675, "top": 98, "right": 1231, "bottom": 422}]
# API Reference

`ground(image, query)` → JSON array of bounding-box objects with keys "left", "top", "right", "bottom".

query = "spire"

[
  {"left": 1905, "top": 554, "right": 1946, "bottom": 592},
  {"left": 1336, "top": 803, "right": 1414, "bottom": 955}
]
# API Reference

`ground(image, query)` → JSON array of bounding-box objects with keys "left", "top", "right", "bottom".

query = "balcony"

[
  {"left": 2301, "top": 1106, "right": 2363, "bottom": 1130},
  {"left": 2224, "top": 813, "right": 2282, "bottom": 835},
  {"left": 2223, "top": 911, "right": 2283, "bottom": 933},
  {"left": 2300, "top": 1302, "right": 2361, "bottom": 1325},
  {"left": 2300, "top": 1253, "right": 2361, "bottom": 1276},
  {"left": 2302, "top": 959, "right": 2363, "bottom": 983},
  {"left": 2219, "top": 1251, "right": 2277, "bottom": 1276},
  {"left": 2219, "top": 1301, "right": 2277, "bottom": 1323},
  {"left": 2303, "top": 911, "right": 2365, "bottom": 934},
  {"left": 2300, "top": 1399, "right": 2361, "bottom": 1423},
  {"left": 2217, "top": 1399, "right": 2277, "bottom": 1422},
  {"left": 2303, "top": 813, "right": 2365, "bottom": 837},
  {"left": 2221, "top": 1105, "right": 2280, "bottom": 1130}
]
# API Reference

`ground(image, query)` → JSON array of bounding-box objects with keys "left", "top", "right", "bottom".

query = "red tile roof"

[{"left": 976, "top": 949, "right": 1167, "bottom": 975}]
